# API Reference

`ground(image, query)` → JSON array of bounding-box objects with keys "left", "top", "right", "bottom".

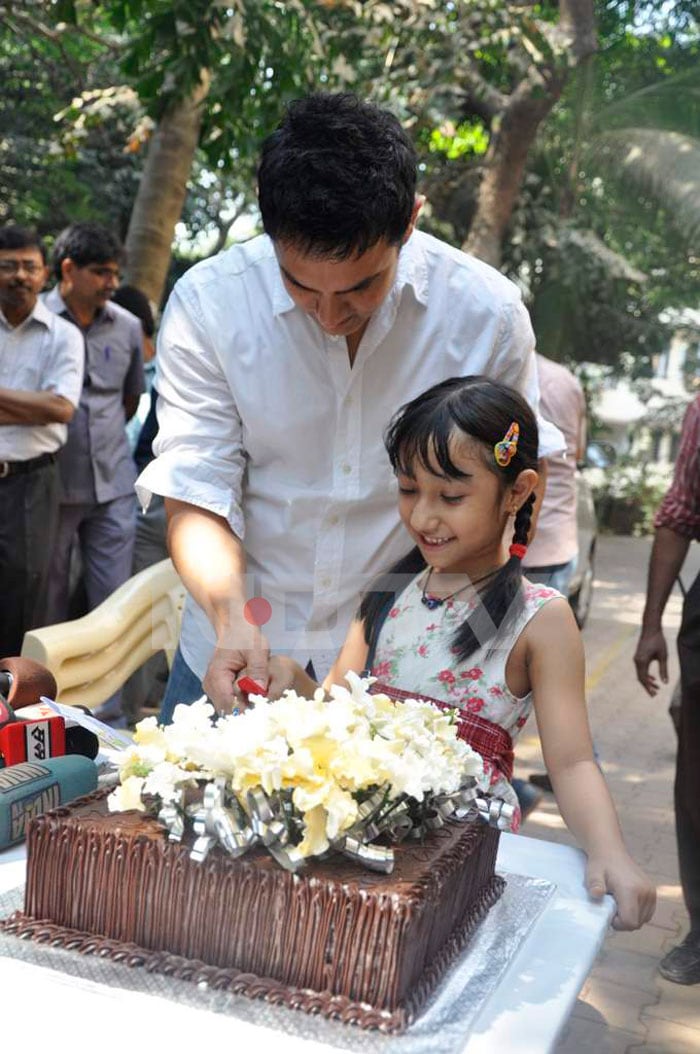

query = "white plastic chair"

[{"left": 21, "top": 559, "right": 186, "bottom": 710}]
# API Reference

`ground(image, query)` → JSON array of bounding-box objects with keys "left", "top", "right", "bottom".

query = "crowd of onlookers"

[{"left": 0, "top": 221, "right": 166, "bottom": 725}]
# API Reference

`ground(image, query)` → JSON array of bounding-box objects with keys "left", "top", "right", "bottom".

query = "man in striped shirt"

[{"left": 635, "top": 394, "right": 700, "bottom": 984}]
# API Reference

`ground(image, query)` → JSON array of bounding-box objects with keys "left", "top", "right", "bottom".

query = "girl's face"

[{"left": 396, "top": 436, "right": 521, "bottom": 576}]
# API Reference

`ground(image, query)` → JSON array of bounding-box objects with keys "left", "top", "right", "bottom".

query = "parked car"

[
  {"left": 567, "top": 440, "right": 615, "bottom": 628},
  {"left": 569, "top": 468, "right": 597, "bottom": 628}
]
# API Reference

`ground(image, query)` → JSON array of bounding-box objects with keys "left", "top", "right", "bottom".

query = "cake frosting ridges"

[{"left": 4, "top": 788, "right": 504, "bottom": 1031}]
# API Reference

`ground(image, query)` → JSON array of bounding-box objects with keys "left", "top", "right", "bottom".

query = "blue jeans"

[
  {"left": 159, "top": 645, "right": 204, "bottom": 725},
  {"left": 525, "top": 555, "right": 578, "bottom": 596}
]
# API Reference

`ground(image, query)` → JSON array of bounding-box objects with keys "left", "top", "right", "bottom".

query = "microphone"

[
  {"left": 0, "top": 657, "right": 58, "bottom": 710},
  {"left": 0, "top": 713, "right": 66, "bottom": 766},
  {"left": 0, "top": 659, "right": 99, "bottom": 765},
  {"left": 12, "top": 703, "right": 100, "bottom": 761},
  {"left": 0, "top": 754, "right": 98, "bottom": 849}
]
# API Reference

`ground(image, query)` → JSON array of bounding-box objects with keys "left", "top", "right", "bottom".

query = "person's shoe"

[
  {"left": 658, "top": 933, "right": 700, "bottom": 985},
  {"left": 529, "top": 772, "right": 554, "bottom": 793},
  {"left": 512, "top": 778, "right": 543, "bottom": 821}
]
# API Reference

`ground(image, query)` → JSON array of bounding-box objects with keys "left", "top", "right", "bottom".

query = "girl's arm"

[
  {"left": 527, "top": 599, "right": 656, "bottom": 931},
  {"left": 322, "top": 619, "right": 370, "bottom": 692},
  {"left": 264, "top": 618, "right": 370, "bottom": 699}
]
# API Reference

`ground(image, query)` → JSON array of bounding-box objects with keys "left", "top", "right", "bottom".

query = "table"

[{"left": 0, "top": 834, "right": 613, "bottom": 1053}]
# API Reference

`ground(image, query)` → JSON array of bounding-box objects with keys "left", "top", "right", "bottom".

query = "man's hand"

[
  {"left": 203, "top": 623, "right": 270, "bottom": 714},
  {"left": 634, "top": 628, "right": 668, "bottom": 697}
]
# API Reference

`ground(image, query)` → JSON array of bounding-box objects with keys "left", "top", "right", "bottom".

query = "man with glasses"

[
  {"left": 44, "top": 225, "right": 145, "bottom": 721},
  {"left": 0, "top": 225, "right": 83, "bottom": 655}
]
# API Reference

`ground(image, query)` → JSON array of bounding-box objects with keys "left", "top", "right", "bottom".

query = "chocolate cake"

[{"left": 5, "top": 789, "right": 504, "bottom": 1032}]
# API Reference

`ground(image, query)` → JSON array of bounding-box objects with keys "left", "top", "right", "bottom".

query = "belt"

[{"left": 0, "top": 451, "right": 56, "bottom": 479}]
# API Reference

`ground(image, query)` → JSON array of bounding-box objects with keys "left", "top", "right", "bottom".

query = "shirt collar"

[
  {"left": 43, "top": 285, "right": 116, "bottom": 326},
  {"left": 270, "top": 229, "right": 430, "bottom": 318},
  {"left": 0, "top": 295, "right": 54, "bottom": 331}
]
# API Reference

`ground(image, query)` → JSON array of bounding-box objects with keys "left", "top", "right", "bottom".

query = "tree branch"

[{"left": 457, "top": 64, "right": 509, "bottom": 121}]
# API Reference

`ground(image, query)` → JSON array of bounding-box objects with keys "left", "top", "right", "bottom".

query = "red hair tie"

[{"left": 509, "top": 543, "right": 527, "bottom": 560}]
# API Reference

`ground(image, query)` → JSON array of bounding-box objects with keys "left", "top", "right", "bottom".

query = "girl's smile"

[{"left": 397, "top": 437, "right": 513, "bottom": 579}]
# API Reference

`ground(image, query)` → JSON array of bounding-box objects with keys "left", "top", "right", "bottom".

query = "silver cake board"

[{"left": 0, "top": 871, "right": 554, "bottom": 1053}]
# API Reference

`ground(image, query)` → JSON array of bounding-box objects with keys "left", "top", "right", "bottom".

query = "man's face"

[
  {"left": 274, "top": 238, "right": 403, "bottom": 341},
  {"left": 0, "top": 246, "right": 47, "bottom": 324},
  {"left": 61, "top": 258, "right": 120, "bottom": 316}
]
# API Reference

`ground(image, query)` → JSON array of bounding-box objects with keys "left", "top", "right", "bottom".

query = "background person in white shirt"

[
  {"left": 0, "top": 226, "right": 84, "bottom": 655},
  {"left": 137, "top": 92, "right": 563, "bottom": 720}
]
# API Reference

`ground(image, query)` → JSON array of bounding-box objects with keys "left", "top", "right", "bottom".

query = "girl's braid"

[{"left": 513, "top": 493, "right": 536, "bottom": 549}]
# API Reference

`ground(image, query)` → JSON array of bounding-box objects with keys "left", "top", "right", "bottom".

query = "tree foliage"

[{"left": 1, "top": 0, "right": 698, "bottom": 370}]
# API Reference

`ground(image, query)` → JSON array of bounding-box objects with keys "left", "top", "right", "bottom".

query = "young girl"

[{"left": 260, "top": 375, "right": 656, "bottom": 932}]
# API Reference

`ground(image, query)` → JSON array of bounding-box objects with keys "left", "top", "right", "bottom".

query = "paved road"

[{"left": 517, "top": 534, "right": 700, "bottom": 1053}]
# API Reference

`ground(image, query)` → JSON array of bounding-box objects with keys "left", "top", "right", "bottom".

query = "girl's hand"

[
  {"left": 262, "top": 656, "right": 312, "bottom": 700},
  {"left": 585, "top": 851, "right": 656, "bottom": 931}
]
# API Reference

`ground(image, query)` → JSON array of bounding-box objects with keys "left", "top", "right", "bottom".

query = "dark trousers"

[
  {"left": 0, "top": 460, "right": 59, "bottom": 656},
  {"left": 677, "top": 570, "right": 700, "bottom": 933}
]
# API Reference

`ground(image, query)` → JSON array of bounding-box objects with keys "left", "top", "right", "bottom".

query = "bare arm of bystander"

[
  {"left": 0, "top": 387, "right": 75, "bottom": 425},
  {"left": 634, "top": 526, "right": 690, "bottom": 695}
]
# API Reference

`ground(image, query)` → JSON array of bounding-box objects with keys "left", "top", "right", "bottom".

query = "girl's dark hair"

[{"left": 359, "top": 375, "right": 539, "bottom": 663}]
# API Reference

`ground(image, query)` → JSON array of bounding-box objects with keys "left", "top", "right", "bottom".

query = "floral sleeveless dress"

[{"left": 370, "top": 573, "right": 563, "bottom": 830}]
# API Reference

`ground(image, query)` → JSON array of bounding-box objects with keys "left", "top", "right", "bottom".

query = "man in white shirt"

[
  {"left": 137, "top": 92, "right": 562, "bottom": 719},
  {"left": 0, "top": 226, "right": 84, "bottom": 655}
]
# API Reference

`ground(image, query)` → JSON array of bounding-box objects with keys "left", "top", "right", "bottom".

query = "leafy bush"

[{"left": 584, "top": 461, "right": 668, "bottom": 536}]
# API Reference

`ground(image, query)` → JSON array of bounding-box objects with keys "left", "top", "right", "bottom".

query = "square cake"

[{"left": 4, "top": 789, "right": 504, "bottom": 1032}]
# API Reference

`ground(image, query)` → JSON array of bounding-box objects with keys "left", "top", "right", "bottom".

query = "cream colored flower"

[{"left": 107, "top": 775, "right": 146, "bottom": 813}]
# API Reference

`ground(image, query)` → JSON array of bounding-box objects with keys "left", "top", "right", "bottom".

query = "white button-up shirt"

[
  {"left": 137, "top": 230, "right": 563, "bottom": 679},
  {"left": 0, "top": 298, "right": 84, "bottom": 460}
]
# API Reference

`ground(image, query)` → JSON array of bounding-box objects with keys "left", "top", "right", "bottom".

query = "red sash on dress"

[{"left": 369, "top": 681, "right": 515, "bottom": 782}]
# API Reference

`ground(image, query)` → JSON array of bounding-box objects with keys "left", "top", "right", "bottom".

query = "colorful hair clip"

[{"left": 494, "top": 422, "right": 520, "bottom": 468}]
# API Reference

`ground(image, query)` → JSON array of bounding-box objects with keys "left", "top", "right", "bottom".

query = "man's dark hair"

[
  {"left": 257, "top": 92, "right": 417, "bottom": 259},
  {"left": 52, "top": 222, "right": 124, "bottom": 281},
  {"left": 0, "top": 226, "right": 46, "bottom": 263},
  {"left": 111, "top": 284, "right": 155, "bottom": 337}
]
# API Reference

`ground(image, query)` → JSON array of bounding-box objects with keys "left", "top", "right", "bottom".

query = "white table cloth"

[{"left": 0, "top": 833, "right": 612, "bottom": 1053}]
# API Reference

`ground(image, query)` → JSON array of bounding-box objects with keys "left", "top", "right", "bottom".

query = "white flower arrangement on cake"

[{"left": 108, "top": 672, "right": 486, "bottom": 872}]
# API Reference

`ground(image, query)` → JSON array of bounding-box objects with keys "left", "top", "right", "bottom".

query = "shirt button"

[
  {"left": 328, "top": 513, "right": 340, "bottom": 526},
  {"left": 341, "top": 463, "right": 352, "bottom": 475},
  {"left": 321, "top": 576, "right": 331, "bottom": 588}
]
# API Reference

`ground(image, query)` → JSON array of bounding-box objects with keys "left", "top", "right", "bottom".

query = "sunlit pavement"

[{"left": 517, "top": 534, "right": 700, "bottom": 1053}]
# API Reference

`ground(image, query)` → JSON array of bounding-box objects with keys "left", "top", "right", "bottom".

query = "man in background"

[
  {"left": 519, "top": 353, "right": 587, "bottom": 808},
  {"left": 0, "top": 225, "right": 83, "bottom": 655},
  {"left": 634, "top": 394, "right": 700, "bottom": 985},
  {"left": 44, "top": 223, "right": 145, "bottom": 722},
  {"left": 524, "top": 353, "right": 587, "bottom": 593}
]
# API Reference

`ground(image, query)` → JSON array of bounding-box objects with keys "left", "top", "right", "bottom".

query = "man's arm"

[
  {"left": 0, "top": 388, "right": 75, "bottom": 425},
  {"left": 123, "top": 393, "right": 140, "bottom": 421},
  {"left": 164, "top": 498, "right": 269, "bottom": 711},
  {"left": 122, "top": 321, "right": 146, "bottom": 422},
  {"left": 634, "top": 526, "right": 689, "bottom": 696}
]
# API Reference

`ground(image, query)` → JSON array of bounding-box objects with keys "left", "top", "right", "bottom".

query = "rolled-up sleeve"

[
  {"left": 135, "top": 280, "right": 247, "bottom": 539},
  {"left": 490, "top": 300, "right": 565, "bottom": 458},
  {"left": 655, "top": 398, "right": 700, "bottom": 539}
]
